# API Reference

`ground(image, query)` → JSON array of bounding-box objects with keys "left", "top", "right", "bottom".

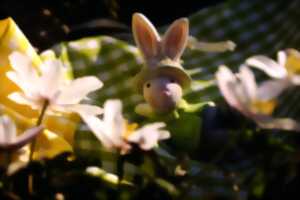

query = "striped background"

[{"left": 51, "top": 0, "right": 300, "bottom": 154}]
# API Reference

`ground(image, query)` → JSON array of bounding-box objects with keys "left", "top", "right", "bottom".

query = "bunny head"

[{"left": 132, "top": 13, "right": 191, "bottom": 113}]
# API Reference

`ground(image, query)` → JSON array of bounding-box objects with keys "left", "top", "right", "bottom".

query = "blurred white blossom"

[
  {"left": 216, "top": 65, "right": 300, "bottom": 131},
  {"left": 0, "top": 115, "right": 43, "bottom": 150},
  {"left": 83, "top": 99, "right": 170, "bottom": 154},
  {"left": 187, "top": 36, "right": 236, "bottom": 52},
  {"left": 246, "top": 49, "right": 300, "bottom": 100},
  {"left": 7, "top": 51, "right": 103, "bottom": 119}
]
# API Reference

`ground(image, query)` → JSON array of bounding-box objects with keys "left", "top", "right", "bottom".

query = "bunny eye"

[{"left": 146, "top": 83, "right": 151, "bottom": 88}]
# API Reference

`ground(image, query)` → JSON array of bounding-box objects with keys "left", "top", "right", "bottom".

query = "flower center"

[
  {"left": 285, "top": 52, "right": 300, "bottom": 76},
  {"left": 250, "top": 100, "right": 276, "bottom": 115},
  {"left": 122, "top": 120, "right": 138, "bottom": 140}
]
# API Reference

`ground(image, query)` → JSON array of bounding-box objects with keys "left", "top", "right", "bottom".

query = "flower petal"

[
  {"left": 255, "top": 116, "right": 300, "bottom": 132},
  {"left": 290, "top": 75, "right": 300, "bottom": 85},
  {"left": 238, "top": 66, "right": 257, "bottom": 101},
  {"left": 127, "top": 122, "right": 170, "bottom": 150},
  {"left": 81, "top": 115, "right": 114, "bottom": 149},
  {"left": 39, "top": 60, "right": 64, "bottom": 98},
  {"left": 6, "top": 71, "right": 31, "bottom": 95},
  {"left": 65, "top": 104, "right": 103, "bottom": 117},
  {"left": 8, "top": 52, "right": 39, "bottom": 88},
  {"left": 256, "top": 79, "right": 290, "bottom": 100},
  {"left": 103, "top": 100, "right": 126, "bottom": 147},
  {"left": 8, "top": 92, "right": 40, "bottom": 109},
  {"left": 216, "top": 66, "right": 250, "bottom": 115},
  {"left": 0, "top": 115, "right": 17, "bottom": 144},
  {"left": 56, "top": 76, "right": 103, "bottom": 105},
  {"left": 0, "top": 119, "right": 5, "bottom": 143},
  {"left": 277, "top": 50, "right": 287, "bottom": 67},
  {"left": 0, "top": 126, "right": 43, "bottom": 151},
  {"left": 246, "top": 55, "right": 287, "bottom": 79},
  {"left": 188, "top": 37, "right": 236, "bottom": 52}
]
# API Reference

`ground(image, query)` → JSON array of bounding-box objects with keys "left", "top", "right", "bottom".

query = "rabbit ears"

[{"left": 132, "top": 13, "right": 189, "bottom": 63}]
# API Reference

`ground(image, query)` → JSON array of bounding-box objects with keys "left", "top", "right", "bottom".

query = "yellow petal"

[
  {"left": 33, "top": 129, "right": 73, "bottom": 160},
  {"left": 0, "top": 17, "right": 41, "bottom": 119},
  {"left": 0, "top": 18, "right": 79, "bottom": 161},
  {"left": 43, "top": 114, "right": 79, "bottom": 145}
]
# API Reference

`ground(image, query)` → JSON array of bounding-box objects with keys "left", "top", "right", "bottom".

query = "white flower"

[
  {"left": 216, "top": 65, "right": 300, "bottom": 131},
  {"left": 126, "top": 123, "right": 170, "bottom": 151},
  {"left": 187, "top": 36, "right": 236, "bottom": 52},
  {"left": 246, "top": 49, "right": 300, "bottom": 100},
  {"left": 0, "top": 115, "right": 43, "bottom": 150},
  {"left": 83, "top": 99, "right": 170, "bottom": 154},
  {"left": 7, "top": 51, "right": 103, "bottom": 118}
]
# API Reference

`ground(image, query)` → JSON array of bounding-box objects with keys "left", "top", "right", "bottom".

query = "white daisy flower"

[
  {"left": 216, "top": 65, "right": 300, "bottom": 131},
  {"left": 83, "top": 99, "right": 170, "bottom": 154},
  {"left": 7, "top": 51, "right": 103, "bottom": 119},
  {"left": 246, "top": 49, "right": 300, "bottom": 100}
]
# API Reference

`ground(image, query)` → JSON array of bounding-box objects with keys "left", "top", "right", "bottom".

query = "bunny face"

[
  {"left": 143, "top": 76, "right": 183, "bottom": 113},
  {"left": 132, "top": 13, "right": 192, "bottom": 114}
]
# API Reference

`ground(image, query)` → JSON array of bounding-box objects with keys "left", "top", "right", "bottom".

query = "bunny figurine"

[{"left": 132, "top": 13, "right": 210, "bottom": 119}]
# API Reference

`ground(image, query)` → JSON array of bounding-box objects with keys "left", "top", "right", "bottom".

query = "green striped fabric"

[
  {"left": 51, "top": 0, "right": 300, "bottom": 156},
  {"left": 184, "top": 0, "right": 300, "bottom": 119}
]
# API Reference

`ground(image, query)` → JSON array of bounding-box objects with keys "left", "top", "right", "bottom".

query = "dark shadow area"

[{"left": 0, "top": 0, "right": 224, "bottom": 50}]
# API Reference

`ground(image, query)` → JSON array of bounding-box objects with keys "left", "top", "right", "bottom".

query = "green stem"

[
  {"left": 28, "top": 100, "right": 48, "bottom": 195},
  {"left": 147, "top": 150, "right": 166, "bottom": 176},
  {"left": 4, "top": 152, "right": 11, "bottom": 170},
  {"left": 3, "top": 152, "right": 12, "bottom": 192},
  {"left": 116, "top": 152, "right": 124, "bottom": 193},
  {"left": 29, "top": 100, "right": 48, "bottom": 162}
]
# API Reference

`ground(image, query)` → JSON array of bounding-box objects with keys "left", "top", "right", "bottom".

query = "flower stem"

[
  {"left": 116, "top": 153, "right": 124, "bottom": 192},
  {"left": 29, "top": 100, "right": 48, "bottom": 162},
  {"left": 4, "top": 152, "right": 11, "bottom": 170},
  {"left": 3, "top": 152, "right": 12, "bottom": 192},
  {"left": 28, "top": 100, "right": 48, "bottom": 195}
]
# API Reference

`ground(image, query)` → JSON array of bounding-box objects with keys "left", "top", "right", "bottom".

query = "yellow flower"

[{"left": 0, "top": 17, "right": 88, "bottom": 159}]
